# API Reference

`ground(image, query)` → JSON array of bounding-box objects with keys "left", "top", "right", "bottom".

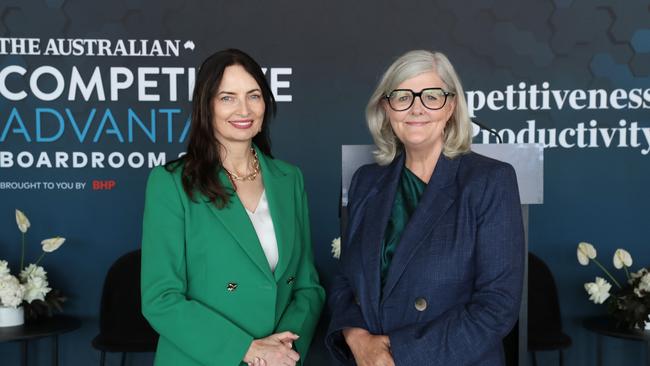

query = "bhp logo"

[{"left": 92, "top": 180, "right": 116, "bottom": 190}]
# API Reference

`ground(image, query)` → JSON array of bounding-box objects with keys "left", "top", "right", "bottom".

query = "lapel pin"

[{"left": 226, "top": 282, "right": 238, "bottom": 292}]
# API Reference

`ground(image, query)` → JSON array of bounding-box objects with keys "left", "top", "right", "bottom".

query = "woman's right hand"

[
  {"left": 343, "top": 327, "right": 395, "bottom": 366},
  {"left": 244, "top": 331, "right": 300, "bottom": 366}
]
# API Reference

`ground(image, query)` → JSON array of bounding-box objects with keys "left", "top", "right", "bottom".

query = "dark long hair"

[{"left": 166, "top": 48, "right": 276, "bottom": 208}]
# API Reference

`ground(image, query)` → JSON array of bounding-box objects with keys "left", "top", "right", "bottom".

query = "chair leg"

[
  {"left": 531, "top": 351, "right": 538, "bottom": 366},
  {"left": 100, "top": 351, "right": 105, "bottom": 366},
  {"left": 560, "top": 350, "right": 564, "bottom": 366},
  {"left": 120, "top": 352, "right": 127, "bottom": 366}
]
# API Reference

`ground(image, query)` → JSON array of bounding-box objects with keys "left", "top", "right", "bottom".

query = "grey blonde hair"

[{"left": 366, "top": 50, "right": 473, "bottom": 165}]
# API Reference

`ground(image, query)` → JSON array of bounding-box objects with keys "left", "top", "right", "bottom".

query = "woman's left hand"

[
  {"left": 244, "top": 332, "right": 300, "bottom": 366},
  {"left": 343, "top": 327, "right": 395, "bottom": 366}
]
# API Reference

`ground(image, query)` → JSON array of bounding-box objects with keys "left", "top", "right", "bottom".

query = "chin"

[
  {"left": 403, "top": 138, "right": 443, "bottom": 150},
  {"left": 402, "top": 135, "right": 436, "bottom": 146}
]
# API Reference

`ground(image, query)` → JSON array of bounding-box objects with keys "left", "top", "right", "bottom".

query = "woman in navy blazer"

[{"left": 326, "top": 50, "right": 525, "bottom": 366}]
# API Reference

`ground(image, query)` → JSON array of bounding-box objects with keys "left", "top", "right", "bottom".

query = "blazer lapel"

[
  {"left": 207, "top": 171, "right": 275, "bottom": 282},
  {"left": 256, "top": 149, "right": 296, "bottom": 282},
  {"left": 381, "top": 154, "right": 460, "bottom": 300},
  {"left": 358, "top": 155, "right": 404, "bottom": 315}
]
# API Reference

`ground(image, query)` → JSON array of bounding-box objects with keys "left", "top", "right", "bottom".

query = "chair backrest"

[
  {"left": 528, "top": 252, "right": 571, "bottom": 350},
  {"left": 97, "top": 249, "right": 158, "bottom": 346}
]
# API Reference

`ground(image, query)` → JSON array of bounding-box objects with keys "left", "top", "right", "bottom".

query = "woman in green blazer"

[{"left": 141, "top": 49, "right": 325, "bottom": 366}]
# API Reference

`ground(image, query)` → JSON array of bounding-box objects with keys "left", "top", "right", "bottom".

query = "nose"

[
  {"left": 410, "top": 96, "right": 425, "bottom": 114},
  {"left": 237, "top": 98, "right": 250, "bottom": 116}
]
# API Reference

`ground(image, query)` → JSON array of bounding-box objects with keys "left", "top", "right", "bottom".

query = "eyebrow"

[
  {"left": 217, "top": 88, "right": 262, "bottom": 95},
  {"left": 392, "top": 87, "right": 445, "bottom": 92}
]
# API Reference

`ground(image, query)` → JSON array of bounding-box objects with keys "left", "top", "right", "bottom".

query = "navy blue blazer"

[{"left": 326, "top": 151, "right": 525, "bottom": 366}]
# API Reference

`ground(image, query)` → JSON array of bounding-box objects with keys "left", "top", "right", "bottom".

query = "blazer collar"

[
  {"left": 358, "top": 154, "right": 405, "bottom": 313},
  {"left": 381, "top": 153, "right": 460, "bottom": 300},
  {"left": 256, "top": 146, "right": 295, "bottom": 281},
  {"left": 206, "top": 145, "right": 295, "bottom": 282}
]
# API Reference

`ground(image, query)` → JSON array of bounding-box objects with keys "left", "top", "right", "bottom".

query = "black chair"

[
  {"left": 92, "top": 250, "right": 159, "bottom": 365},
  {"left": 528, "top": 252, "right": 572, "bottom": 366},
  {"left": 502, "top": 319, "right": 519, "bottom": 366}
]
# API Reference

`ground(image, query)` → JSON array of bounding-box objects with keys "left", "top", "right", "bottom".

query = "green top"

[{"left": 380, "top": 167, "right": 426, "bottom": 287}]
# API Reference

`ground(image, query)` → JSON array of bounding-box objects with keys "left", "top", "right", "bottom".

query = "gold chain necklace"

[{"left": 224, "top": 148, "right": 260, "bottom": 182}]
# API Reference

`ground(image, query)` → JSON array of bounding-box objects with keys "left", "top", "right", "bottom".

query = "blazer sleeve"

[
  {"left": 141, "top": 166, "right": 254, "bottom": 366},
  {"left": 273, "top": 167, "right": 326, "bottom": 363},
  {"left": 325, "top": 168, "right": 372, "bottom": 364},
  {"left": 388, "top": 163, "right": 525, "bottom": 365}
]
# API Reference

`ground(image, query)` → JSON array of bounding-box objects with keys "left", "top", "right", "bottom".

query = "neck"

[
  {"left": 220, "top": 141, "right": 254, "bottom": 174},
  {"left": 404, "top": 143, "right": 443, "bottom": 183}
]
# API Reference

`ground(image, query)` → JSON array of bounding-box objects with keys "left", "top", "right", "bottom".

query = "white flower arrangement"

[
  {"left": 577, "top": 241, "right": 650, "bottom": 329},
  {"left": 331, "top": 237, "right": 341, "bottom": 259},
  {"left": 0, "top": 210, "right": 66, "bottom": 318}
]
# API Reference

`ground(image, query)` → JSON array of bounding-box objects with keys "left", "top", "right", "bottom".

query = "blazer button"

[
  {"left": 286, "top": 276, "right": 296, "bottom": 285},
  {"left": 226, "top": 282, "right": 238, "bottom": 292},
  {"left": 414, "top": 297, "right": 427, "bottom": 311}
]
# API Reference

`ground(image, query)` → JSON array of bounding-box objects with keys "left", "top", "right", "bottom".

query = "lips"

[
  {"left": 404, "top": 121, "right": 430, "bottom": 126},
  {"left": 229, "top": 120, "right": 254, "bottom": 129}
]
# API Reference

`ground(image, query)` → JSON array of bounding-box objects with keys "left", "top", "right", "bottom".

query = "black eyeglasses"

[{"left": 385, "top": 88, "right": 455, "bottom": 111}]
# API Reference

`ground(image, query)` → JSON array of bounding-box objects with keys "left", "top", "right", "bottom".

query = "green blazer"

[{"left": 141, "top": 150, "right": 325, "bottom": 366}]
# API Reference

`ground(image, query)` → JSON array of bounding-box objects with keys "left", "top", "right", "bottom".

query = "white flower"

[
  {"left": 0, "top": 275, "right": 25, "bottom": 308},
  {"left": 630, "top": 268, "right": 649, "bottom": 285},
  {"left": 584, "top": 277, "right": 612, "bottom": 304},
  {"left": 41, "top": 237, "right": 65, "bottom": 253},
  {"left": 23, "top": 275, "right": 51, "bottom": 303},
  {"left": 635, "top": 287, "right": 644, "bottom": 297},
  {"left": 631, "top": 268, "right": 648, "bottom": 280},
  {"left": 331, "top": 237, "right": 341, "bottom": 259},
  {"left": 0, "top": 260, "right": 10, "bottom": 278},
  {"left": 613, "top": 249, "right": 633, "bottom": 269},
  {"left": 15, "top": 209, "right": 30, "bottom": 233},
  {"left": 19, "top": 264, "right": 47, "bottom": 282},
  {"left": 577, "top": 242, "right": 597, "bottom": 265},
  {"left": 635, "top": 273, "right": 650, "bottom": 297}
]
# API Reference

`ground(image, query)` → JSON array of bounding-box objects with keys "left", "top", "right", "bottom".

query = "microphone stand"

[{"left": 471, "top": 117, "right": 502, "bottom": 144}]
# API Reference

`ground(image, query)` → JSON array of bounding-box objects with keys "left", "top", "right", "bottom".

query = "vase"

[{"left": 0, "top": 305, "right": 25, "bottom": 327}]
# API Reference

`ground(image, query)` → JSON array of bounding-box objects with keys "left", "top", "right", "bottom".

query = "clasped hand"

[
  {"left": 244, "top": 331, "right": 300, "bottom": 366},
  {"left": 343, "top": 327, "right": 395, "bottom": 366}
]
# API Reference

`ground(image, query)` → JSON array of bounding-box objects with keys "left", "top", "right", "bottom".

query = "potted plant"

[
  {"left": 577, "top": 241, "right": 650, "bottom": 330},
  {"left": 0, "top": 210, "right": 66, "bottom": 327}
]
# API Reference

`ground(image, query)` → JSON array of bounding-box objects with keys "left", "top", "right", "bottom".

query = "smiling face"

[
  {"left": 383, "top": 71, "right": 455, "bottom": 153},
  {"left": 212, "top": 64, "right": 265, "bottom": 147}
]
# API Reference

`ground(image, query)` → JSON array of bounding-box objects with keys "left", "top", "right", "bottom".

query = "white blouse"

[{"left": 245, "top": 190, "right": 279, "bottom": 272}]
